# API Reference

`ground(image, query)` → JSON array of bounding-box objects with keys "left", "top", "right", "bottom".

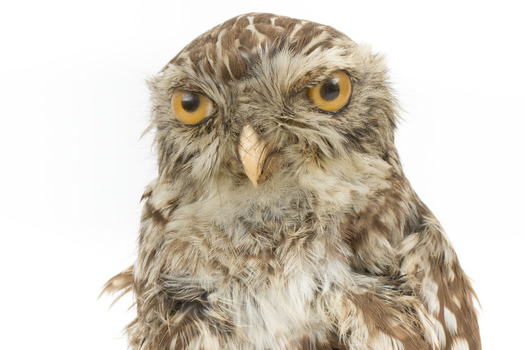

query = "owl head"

[{"left": 148, "top": 13, "right": 399, "bottom": 204}]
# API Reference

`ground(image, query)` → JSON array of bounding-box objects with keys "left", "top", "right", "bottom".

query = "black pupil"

[
  {"left": 181, "top": 93, "right": 200, "bottom": 112},
  {"left": 320, "top": 79, "right": 340, "bottom": 101}
]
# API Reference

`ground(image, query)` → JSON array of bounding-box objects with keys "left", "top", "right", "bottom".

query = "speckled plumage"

[{"left": 104, "top": 13, "right": 481, "bottom": 350}]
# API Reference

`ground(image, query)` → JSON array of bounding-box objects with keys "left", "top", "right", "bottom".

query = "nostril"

[{"left": 256, "top": 125, "right": 268, "bottom": 134}]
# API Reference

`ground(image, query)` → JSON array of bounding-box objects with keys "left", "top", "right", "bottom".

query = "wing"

[
  {"left": 103, "top": 183, "right": 230, "bottom": 349},
  {"left": 399, "top": 209, "right": 481, "bottom": 350}
]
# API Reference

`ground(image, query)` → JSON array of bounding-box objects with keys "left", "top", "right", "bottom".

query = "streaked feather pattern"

[{"left": 103, "top": 13, "right": 480, "bottom": 350}]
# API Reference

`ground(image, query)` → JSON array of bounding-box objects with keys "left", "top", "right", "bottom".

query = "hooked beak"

[{"left": 238, "top": 124, "right": 278, "bottom": 188}]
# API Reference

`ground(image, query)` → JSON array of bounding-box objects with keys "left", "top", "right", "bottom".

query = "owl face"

[{"left": 148, "top": 13, "right": 398, "bottom": 201}]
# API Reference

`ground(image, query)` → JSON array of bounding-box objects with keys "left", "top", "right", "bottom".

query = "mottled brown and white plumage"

[{"left": 104, "top": 13, "right": 481, "bottom": 350}]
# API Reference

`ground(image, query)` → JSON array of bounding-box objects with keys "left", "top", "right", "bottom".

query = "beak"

[{"left": 238, "top": 124, "right": 277, "bottom": 188}]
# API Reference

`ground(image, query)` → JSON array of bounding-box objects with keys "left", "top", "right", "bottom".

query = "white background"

[{"left": 1, "top": 1, "right": 524, "bottom": 349}]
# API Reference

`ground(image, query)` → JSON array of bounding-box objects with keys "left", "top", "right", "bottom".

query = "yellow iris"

[
  {"left": 171, "top": 90, "right": 214, "bottom": 125},
  {"left": 306, "top": 72, "right": 352, "bottom": 113}
]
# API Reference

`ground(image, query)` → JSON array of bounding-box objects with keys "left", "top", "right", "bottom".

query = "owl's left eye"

[
  {"left": 306, "top": 72, "right": 352, "bottom": 113},
  {"left": 171, "top": 90, "right": 215, "bottom": 125}
]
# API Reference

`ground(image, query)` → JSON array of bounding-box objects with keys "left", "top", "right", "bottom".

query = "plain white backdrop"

[{"left": 1, "top": 1, "right": 524, "bottom": 349}]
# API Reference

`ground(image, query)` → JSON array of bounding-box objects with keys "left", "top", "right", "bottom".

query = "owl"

[{"left": 104, "top": 13, "right": 481, "bottom": 350}]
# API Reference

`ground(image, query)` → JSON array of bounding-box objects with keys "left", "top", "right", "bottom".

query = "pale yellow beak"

[{"left": 238, "top": 124, "right": 272, "bottom": 188}]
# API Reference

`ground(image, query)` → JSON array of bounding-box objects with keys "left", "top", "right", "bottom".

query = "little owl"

[{"left": 104, "top": 13, "right": 481, "bottom": 350}]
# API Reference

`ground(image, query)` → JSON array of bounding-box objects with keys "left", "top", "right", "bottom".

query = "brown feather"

[{"left": 104, "top": 12, "right": 481, "bottom": 350}]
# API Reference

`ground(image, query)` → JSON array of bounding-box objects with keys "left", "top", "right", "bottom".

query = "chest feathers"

[{"left": 104, "top": 161, "right": 479, "bottom": 350}]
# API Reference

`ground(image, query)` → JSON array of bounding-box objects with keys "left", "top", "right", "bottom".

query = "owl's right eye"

[{"left": 171, "top": 90, "right": 215, "bottom": 125}]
